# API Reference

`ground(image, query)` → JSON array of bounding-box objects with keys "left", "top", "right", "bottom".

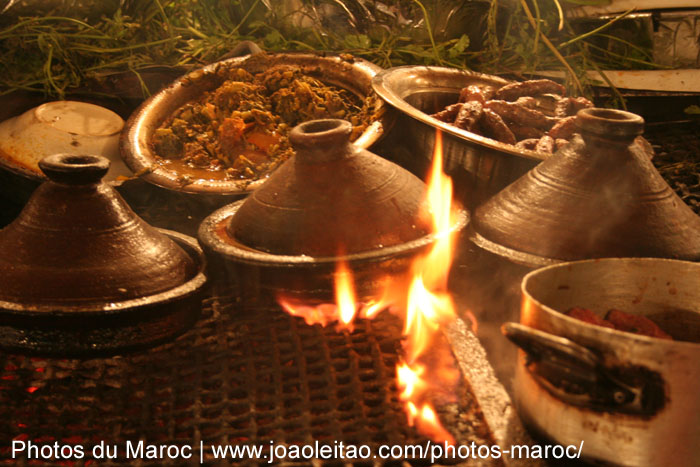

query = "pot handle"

[
  {"left": 502, "top": 322, "right": 600, "bottom": 373},
  {"left": 502, "top": 322, "right": 661, "bottom": 414}
]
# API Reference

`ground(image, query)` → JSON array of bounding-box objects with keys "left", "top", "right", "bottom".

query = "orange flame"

[
  {"left": 394, "top": 129, "right": 458, "bottom": 445},
  {"left": 277, "top": 129, "right": 463, "bottom": 445},
  {"left": 396, "top": 362, "right": 425, "bottom": 400},
  {"left": 335, "top": 259, "right": 358, "bottom": 327}
]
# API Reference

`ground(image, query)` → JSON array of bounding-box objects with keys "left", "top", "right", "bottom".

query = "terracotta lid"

[
  {"left": 0, "top": 153, "right": 197, "bottom": 306},
  {"left": 226, "top": 119, "right": 430, "bottom": 256},
  {"left": 471, "top": 108, "right": 700, "bottom": 266}
]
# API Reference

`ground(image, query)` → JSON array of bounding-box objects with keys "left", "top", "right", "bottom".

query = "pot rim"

[
  {"left": 371, "top": 65, "right": 548, "bottom": 163},
  {"left": 121, "top": 51, "right": 390, "bottom": 196},
  {"left": 0, "top": 229, "right": 207, "bottom": 315},
  {"left": 468, "top": 226, "right": 562, "bottom": 267},
  {"left": 198, "top": 200, "right": 469, "bottom": 267},
  {"left": 521, "top": 257, "right": 700, "bottom": 349}
]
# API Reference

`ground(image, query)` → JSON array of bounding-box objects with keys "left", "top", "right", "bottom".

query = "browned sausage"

[
  {"left": 535, "top": 135, "right": 555, "bottom": 154},
  {"left": 459, "top": 84, "right": 495, "bottom": 104},
  {"left": 547, "top": 116, "right": 578, "bottom": 140},
  {"left": 494, "top": 79, "right": 566, "bottom": 101},
  {"left": 454, "top": 101, "right": 484, "bottom": 132},
  {"left": 515, "top": 138, "right": 539, "bottom": 150},
  {"left": 481, "top": 108, "right": 517, "bottom": 145},
  {"left": 432, "top": 103, "right": 463, "bottom": 122},
  {"left": 555, "top": 96, "right": 593, "bottom": 118},
  {"left": 485, "top": 100, "right": 555, "bottom": 130}
]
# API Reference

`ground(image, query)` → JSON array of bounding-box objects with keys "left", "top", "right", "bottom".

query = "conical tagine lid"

[
  {"left": 227, "top": 119, "right": 431, "bottom": 256},
  {"left": 0, "top": 153, "right": 197, "bottom": 306},
  {"left": 471, "top": 108, "right": 700, "bottom": 265}
]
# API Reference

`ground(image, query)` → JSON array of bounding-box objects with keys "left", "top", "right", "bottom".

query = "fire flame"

[
  {"left": 335, "top": 259, "right": 358, "bottom": 328},
  {"left": 278, "top": 130, "right": 461, "bottom": 444},
  {"left": 395, "top": 129, "right": 457, "bottom": 444}
]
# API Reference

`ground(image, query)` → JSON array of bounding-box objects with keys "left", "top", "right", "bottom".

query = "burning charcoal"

[
  {"left": 508, "top": 123, "right": 544, "bottom": 141},
  {"left": 605, "top": 309, "right": 673, "bottom": 340},
  {"left": 432, "top": 103, "right": 462, "bottom": 123},
  {"left": 555, "top": 96, "right": 594, "bottom": 118},
  {"left": 547, "top": 116, "right": 578, "bottom": 140},
  {"left": 494, "top": 79, "right": 566, "bottom": 101},
  {"left": 515, "top": 138, "right": 539, "bottom": 150},
  {"left": 481, "top": 108, "right": 516, "bottom": 145},
  {"left": 566, "top": 307, "right": 615, "bottom": 329},
  {"left": 454, "top": 101, "right": 484, "bottom": 132},
  {"left": 534, "top": 135, "right": 555, "bottom": 154},
  {"left": 459, "top": 84, "right": 495, "bottom": 104},
  {"left": 484, "top": 100, "right": 555, "bottom": 130}
]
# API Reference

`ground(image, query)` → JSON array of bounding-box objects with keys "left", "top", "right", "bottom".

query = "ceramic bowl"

[{"left": 0, "top": 100, "right": 131, "bottom": 184}]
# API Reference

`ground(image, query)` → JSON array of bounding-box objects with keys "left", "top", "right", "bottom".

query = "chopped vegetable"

[{"left": 151, "top": 64, "right": 375, "bottom": 182}]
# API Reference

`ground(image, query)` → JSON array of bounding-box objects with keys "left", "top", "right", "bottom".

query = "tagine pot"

[
  {"left": 0, "top": 153, "right": 207, "bottom": 356},
  {"left": 199, "top": 119, "right": 468, "bottom": 304},
  {"left": 470, "top": 107, "right": 700, "bottom": 266}
]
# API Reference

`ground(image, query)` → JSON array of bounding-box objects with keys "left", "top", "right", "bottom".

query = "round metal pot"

[
  {"left": 503, "top": 258, "right": 700, "bottom": 466},
  {"left": 371, "top": 66, "right": 544, "bottom": 208},
  {"left": 121, "top": 45, "right": 390, "bottom": 198}
]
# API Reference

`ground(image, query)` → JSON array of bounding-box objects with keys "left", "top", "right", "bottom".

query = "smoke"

[{"left": 449, "top": 239, "right": 533, "bottom": 395}]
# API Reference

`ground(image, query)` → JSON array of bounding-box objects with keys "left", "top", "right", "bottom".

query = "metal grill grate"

[
  {"left": 0, "top": 294, "right": 495, "bottom": 466},
  {"left": 648, "top": 120, "right": 700, "bottom": 214}
]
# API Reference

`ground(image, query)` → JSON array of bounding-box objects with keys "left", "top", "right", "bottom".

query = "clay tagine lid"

[
  {"left": 471, "top": 107, "right": 700, "bottom": 266},
  {"left": 0, "top": 153, "right": 197, "bottom": 306},
  {"left": 227, "top": 119, "right": 431, "bottom": 256}
]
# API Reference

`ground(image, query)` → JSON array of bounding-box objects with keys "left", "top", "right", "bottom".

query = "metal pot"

[
  {"left": 503, "top": 257, "right": 700, "bottom": 466},
  {"left": 371, "top": 65, "right": 543, "bottom": 208},
  {"left": 121, "top": 45, "right": 390, "bottom": 198}
]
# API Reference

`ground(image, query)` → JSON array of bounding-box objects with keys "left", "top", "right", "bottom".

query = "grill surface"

[
  {"left": 647, "top": 120, "right": 700, "bottom": 214},
  {"left": 0, "top": 294, "right": 495, "bottom": 466}
]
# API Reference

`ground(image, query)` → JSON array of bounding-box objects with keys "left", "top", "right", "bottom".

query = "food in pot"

[
  {"left": 151, "top": 65, "right": 378, "bottom": 184},
  {"left": 431, "top": 78, "right": 593, "bottom": 154},
  {"left": 566, "top": 306, "right": 615, "bottom": 329},
  {"left": 566, "top": 307, "right": 672, "bottom": 340},
  {"left": 605, "top": 309, "right": 672, "bottom": 340}
]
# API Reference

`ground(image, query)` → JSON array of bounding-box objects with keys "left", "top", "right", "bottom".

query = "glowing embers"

[{"left": 277, "top": 130, "right": 464, "bottom": 444}]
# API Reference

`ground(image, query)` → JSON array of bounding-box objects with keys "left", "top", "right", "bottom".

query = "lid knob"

[
  {"left": 576, "top": 108, "right": 644, "bottom": 141},
  {"left": 38, "top": 153, "right": 110, "bottom": 185},
  {"left": 289, "top": 119, "right": 353, "bottom": 163}
]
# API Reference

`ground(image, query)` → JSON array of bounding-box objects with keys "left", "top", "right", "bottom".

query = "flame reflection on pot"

[{"left": 277, "top": 130, "right": 464, "bottom": 444}]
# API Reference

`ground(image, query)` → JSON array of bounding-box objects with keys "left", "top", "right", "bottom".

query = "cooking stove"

[
  {"left": 0, "top": 99, "right": 696, "bottom": 467},
  {"left": 0, "top": 291, "right": 530, "bottom": 466}
]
